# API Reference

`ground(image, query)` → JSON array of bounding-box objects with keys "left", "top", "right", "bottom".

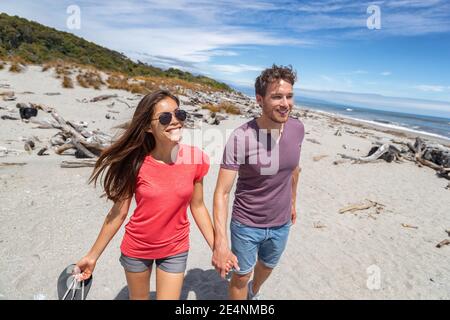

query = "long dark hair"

[{"left": 89, "top": 90, "right": 180, "bottom": 202}]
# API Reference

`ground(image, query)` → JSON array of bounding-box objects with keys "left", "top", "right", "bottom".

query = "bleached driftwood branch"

[
  {"left": 339, "top": 144, "right": 390, "bottom": 163},
  {"left": 60, "top": 159, "right": 97, "bottom": 168}
]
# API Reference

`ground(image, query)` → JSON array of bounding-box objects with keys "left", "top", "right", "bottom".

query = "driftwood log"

[
  {"left": 313, "top": 155, "right": 329, "bottom": 162},
  {"left": 115, "top": 98, "right": 133, "bottom": 108},
  {"left": 338, "top": 199, "right": 385, "bottom": 214},
  {"left": 54, "top": 143, "right": 75, "bottom": 154},
  {"left": 436, "top": 239, "right": 450, "bottom": 248},
  {"left": 90, "top": 94, "right": 118, "bottom": 102},
  {"left": 407, "top": 137, "right": 450, "bottom": 179},
  {"left": 60, "top": 159, "right": 97, "bottom": 168},
  {"left": 1, "top": 115, "right": 19, "bottom": 120},
  {"left": 0, "top": 162, "right": 27, "bottom": 167},
  {"left": 401, "top": 223, "right": 418, "bottom": 229},
  {"left": 338, "top": 144, "right": 393, "bottom": 163},
  {"left": 50, "top": 111, "right": 97, "bottom": 158},
  {"left": 339, "top": 137, "right": 450, "bottom": 181},
  {"left": 22, "top": 103, "right": 113, "bottom": 159},
  {"left": 30, "top": 118, "right": 60, "bottom": 129},
  {"left": 37, "top": 147, "right": 49, "bottom": 156}
]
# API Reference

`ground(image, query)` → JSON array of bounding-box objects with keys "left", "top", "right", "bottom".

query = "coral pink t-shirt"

[{"left": 120, "top": 144, "right": 210, "bottom": 259}]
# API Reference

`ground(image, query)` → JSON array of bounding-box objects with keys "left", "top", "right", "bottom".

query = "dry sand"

[{"left": 0, "top": 64, "right": 449, "bottom": 300}]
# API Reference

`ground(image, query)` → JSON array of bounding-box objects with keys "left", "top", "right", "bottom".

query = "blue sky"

[{"left": 1, "top": 0, "right": 450, "bottom": 117}]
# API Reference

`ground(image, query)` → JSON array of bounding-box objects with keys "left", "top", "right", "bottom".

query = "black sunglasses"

[{"left": 152, "top": 109, "right": 187, "bottom": 125}]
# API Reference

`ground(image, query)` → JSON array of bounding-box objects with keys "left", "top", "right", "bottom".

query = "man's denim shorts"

[{"left": 230, "top": 219, "right": 292, "bottom": 275}]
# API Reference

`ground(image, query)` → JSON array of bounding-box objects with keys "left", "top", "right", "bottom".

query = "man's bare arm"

[
  {"left": 212, "top": 168, "right": 239, "bottom": 278},
  {"left": 291, "top": 166, "right": 301, "bottom": 224}
]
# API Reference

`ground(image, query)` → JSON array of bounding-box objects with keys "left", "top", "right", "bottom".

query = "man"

[{"left": 212, "top": 64, "right": 305, "bottom": 300}]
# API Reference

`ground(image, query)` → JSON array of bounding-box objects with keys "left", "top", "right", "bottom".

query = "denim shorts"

[
  {"left": 230, "top": 219, "right": 292, "bottom": 275},
  {"left": 119, "top": 251, "right": 188, "bottom": 274}
]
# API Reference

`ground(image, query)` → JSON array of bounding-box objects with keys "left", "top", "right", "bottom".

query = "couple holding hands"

[{"left": 74, "top": 65, "right": 305, "bottom": 300}]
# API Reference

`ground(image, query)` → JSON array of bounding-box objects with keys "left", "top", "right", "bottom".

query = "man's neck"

[{"left": 256, "top": 116, "right": 284, "bottom": 131}]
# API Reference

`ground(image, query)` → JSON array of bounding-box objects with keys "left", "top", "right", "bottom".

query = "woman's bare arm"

[
  {"left": 86, "top": 197, "right": 132, "bottom": 259},
  {"left": 190, "top": 179, "right": 214, "bottom": 250},
  {"left": 76, "top": 197, "right": 132, "bottom": 280}
]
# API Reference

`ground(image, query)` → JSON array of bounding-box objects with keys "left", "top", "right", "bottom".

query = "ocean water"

[{"left": 295, "top": 96, "right": 450, "bottom": 140}]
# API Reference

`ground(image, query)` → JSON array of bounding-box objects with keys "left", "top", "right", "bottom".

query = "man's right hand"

[{"left": 212, "top": 245, "right": 240, "bottom": 279}]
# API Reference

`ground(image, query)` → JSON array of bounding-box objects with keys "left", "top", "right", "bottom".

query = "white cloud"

[
  {"left": 320, "top": 75, "right": 334, "bottom": 82},
  {"left": 98, "top": 27, "right": 302, "bottom": 65},
  {"left": 0, "top": 0, "right": 305, "bottom": 64},
  {"left": 386, "top": 0, "right": 443, "bottom": 9},
  {"left": 342, "top": 70, "right": 368, "bottom": 75},
  {"left": 223, "top": 78, "right": 256, "bottom": 87},
  {"left": 208, "top": 50, "right": 239, "bottom": 57},
  {"left": 293, "top": 1, "right": 369, "bottom": 13},
  {"left": 289, "top": 0, "right": 450, "bottom": 37},
  {"left": 1, "top": 0, "right": 449, "bottom": 105},
  {"left": 297, "top": 88, "right": 450, "bottom": 117},
  {"left": 210, "top": 64, "right": 263, "bottom": 74},
  {"left": 71, "top": 1, "right": 310, "bottom": 67},
  {"left": 415, "top": 85, "right": 446, "bottom": 92},
  {"left": 291, "top": 14, "right": 365, "bottom": 32}
]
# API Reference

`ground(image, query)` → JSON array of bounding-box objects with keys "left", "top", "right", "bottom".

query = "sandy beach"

[{"left": 0, "top": 64, "right": 449, "bottom": 300}]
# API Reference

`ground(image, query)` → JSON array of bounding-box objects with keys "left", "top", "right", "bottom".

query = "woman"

[{"left": 75, "top": 90, "right": 234, "bottom": 300}]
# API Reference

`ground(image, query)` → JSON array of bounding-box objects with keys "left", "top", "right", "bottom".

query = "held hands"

[
  {"left": 225, "top": 259, "right": 235, "bottom": 276},
  {"left": 212, "top": 245, "right": 240, "bottom": 279}
]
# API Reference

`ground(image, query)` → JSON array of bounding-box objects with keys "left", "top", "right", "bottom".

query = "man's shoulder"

[
  {"left": 228, "top": 119, "right": 258, "bottom": 138},
  {"left": 287, "top": 116, "right": 304, "bottom": 128},
  {"left": 235, "top": 118, "right": 257, "bottom": 131},
  {"left": 286, "top": 117, "right": 305, "bottom": 146}
]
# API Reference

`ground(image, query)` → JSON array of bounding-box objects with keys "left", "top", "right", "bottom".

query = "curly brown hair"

[{"left": 255, "top": 64, "right": 297, "bottom": 97}]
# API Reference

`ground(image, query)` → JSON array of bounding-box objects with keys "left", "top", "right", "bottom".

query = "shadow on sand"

[{"left": 114, "top": 268, "right": 229, "bottom": 300}]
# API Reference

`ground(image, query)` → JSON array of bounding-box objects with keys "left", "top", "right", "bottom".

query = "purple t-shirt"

[{"left": 221, "top": 117, "right": 305, "bottom": 227}]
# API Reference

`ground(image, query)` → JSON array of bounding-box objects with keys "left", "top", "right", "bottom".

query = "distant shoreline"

[
  {"left": 299, "top": 107, "right": 450, "bottom": 147},
  {"left": 241, "top": 93, "right": 450, "bottom": 145}
]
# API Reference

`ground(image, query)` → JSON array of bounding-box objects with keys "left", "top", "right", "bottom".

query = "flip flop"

[{"left": 57, "top": 264, "right": 93, "bottom": 300}]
